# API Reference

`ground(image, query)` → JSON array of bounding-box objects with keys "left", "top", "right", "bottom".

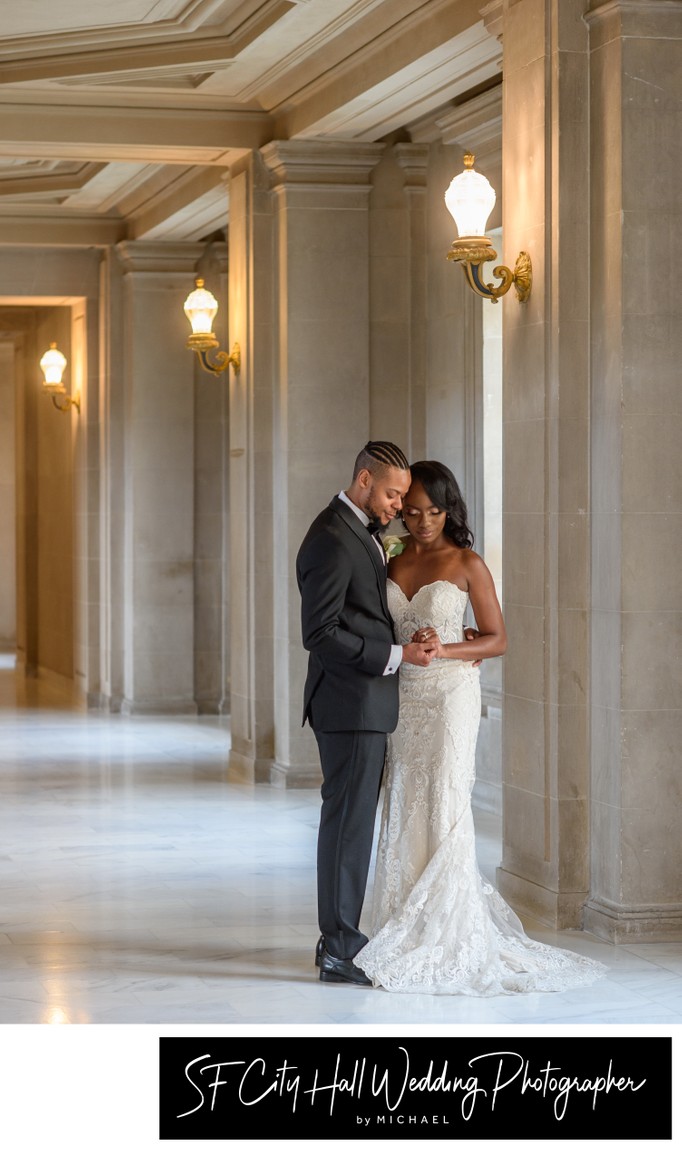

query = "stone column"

[
  {"left": 35, "top": 305, "right": 74, "bottom": 684},
  {"left": 436, "top": 85, "right": 504, "bottom": 813},
  {"left": 226, "top": 151, "right": 276, "bottom": 781},
  {"left": 193, "top": 242, "right": 230, "bottom": 715},
  {"left": 495, "top": 0, "right": 593, "bottom": 927},
  {"left": 116, "top": 242, "right": 201, "bottom": 714},
  {"left": 0, "top": 341, "right": 15, "bottom": 650},
  {"left": 252, "top": 140, "right": 385, "bottom": 786},
  {"left": 97, "top": 248, "right": 126, "bottom": 711},
  {"left": 495, "top": 0, "right": 682, "bottom": 939},
  {"left": 421, "top": 137, "right": 484, "bottom": 540},
  {"left": 583, "top": 0, "right": 682, "bottom": 941},
  {"left": 72, "top": 291, "right": 101, "bottom": 703},
  {"left": 368, "top": 143, "right": 429, "bottom": 460},
  {"left": 9, "top": 316, "right": 39, "bottom": 676}
]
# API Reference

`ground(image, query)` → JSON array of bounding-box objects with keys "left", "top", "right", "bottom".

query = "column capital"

[
  {"left": 480, "top": 0, "right": 505, "bottom": 43},
  {"left": 393, "top": 143, "right": 430, "bottom": 189},
  {"left": 115, "top": 240, "right": 227, "bottom": 277},
  {"left": 585, "top": 0, "right": 682, "bottom": 33},
  {"left": 261, "top": 139, "right": 385, "bottom": 188}
]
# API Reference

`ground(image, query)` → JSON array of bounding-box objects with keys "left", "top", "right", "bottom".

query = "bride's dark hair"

[{"left": 408, "top": 460, "right": 474, "bottom": 549}]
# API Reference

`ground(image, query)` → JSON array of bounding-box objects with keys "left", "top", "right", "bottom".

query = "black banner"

[{"left": 159, "top": 1035, "right": 672, "bottom": 1140}]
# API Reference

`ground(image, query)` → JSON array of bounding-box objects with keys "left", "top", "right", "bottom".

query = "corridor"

[{"left": 1, "top": 654, "right": 680, "bottom": 1028}]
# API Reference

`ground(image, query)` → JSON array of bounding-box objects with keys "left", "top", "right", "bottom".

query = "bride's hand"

[
  {"left": 413, "top": 627, "right": 445, "bottom": 660},
  {"left": 414, "top": 626, "right": 481, "bottom": 665}
]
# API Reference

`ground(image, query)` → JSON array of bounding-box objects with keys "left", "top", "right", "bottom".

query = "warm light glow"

[
  {"left": 444, "top": 153, "right": 496, "bottom": 238},
  {"left": 183, "top": 275, "right": 240, "bottom": 375},
  {"left": 39, "top": 342, "right": 67, "bottom": 387},
  {"left": 45, "top": 1005, "right": 71, "bottom": 1025},
  {"left": 183, "top": 277, "right": 218, "bottom": 336},
  {"left": 445, "top": 153, "right": 532, "bottom": 304}
]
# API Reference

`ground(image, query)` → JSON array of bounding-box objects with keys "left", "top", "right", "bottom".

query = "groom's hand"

[{"left": 402, "top": 641, "right": 436, "bottom": 667}]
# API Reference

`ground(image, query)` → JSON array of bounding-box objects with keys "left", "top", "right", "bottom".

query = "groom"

[{"left": 296, "top": 441, "right": 436, "bottom": 986}]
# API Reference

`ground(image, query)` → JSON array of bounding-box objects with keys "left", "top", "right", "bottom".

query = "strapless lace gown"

[{"left": 355, "top": 579, "right": 607, "bottom": 996}]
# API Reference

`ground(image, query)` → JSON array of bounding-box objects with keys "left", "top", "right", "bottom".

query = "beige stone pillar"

[
  {"left": 435, "top": 85, "right": 504, "bottom": 813},
  {"left": 583, "top": 0, "right": 682, "bottom": 941},
  {"left": 8, "top": 315, "right": 39, "bottom": 676},
  {"left": 225, "top": 151, "right": 276, "bottom": 781},
  {"left": 495, "top": 0, "right": 593, "bottom": 927},
  {"left": 116, "top": 242, "right": 200, "bottom": 714},
  {"left": 0, "top": 341, "right": 15, "bottom": 649},
  {"left": 230, "top": 140, "right": 384, "bottom": 787},
  {"left": 35, "top": 306, "right": 75, "bottom": 684},
  {"left": 72, "top": 292, "right": 101, "bottom": 702},
  {"left": 192, "top": 243, "right": 230, "bottom": 715},
  {"left": 97, "top": 248, "right": 126, "bottom": 711},
  {"left": 496, "top": 0, "right": 682, "bottom": 940},
  {"left": 422, "top": 139, "right": 484, "bottom": 539},
  {"left": 368, "top": 143, "right": 429, "bottom": 460}
]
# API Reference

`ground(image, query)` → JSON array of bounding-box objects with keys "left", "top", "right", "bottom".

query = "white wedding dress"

[{"left": 355, "top": 579, "right": 607, "bottom": 995}]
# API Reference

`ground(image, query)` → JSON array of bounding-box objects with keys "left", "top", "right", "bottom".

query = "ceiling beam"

[
  {"left": 273, "top": 0, "right": 491, "bottom": 138},
  {"left": 0, "top": 212, "right": 126, "bottom": 246},
  {"left": 0, "top": 103, "right": 273, "bottom": 164}
]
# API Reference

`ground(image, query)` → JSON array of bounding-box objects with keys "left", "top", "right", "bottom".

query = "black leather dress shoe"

[
  {"left": 318, "top": 947, "right": 372, "bottom": 986},
  {"left": 315, "top": 935, "right": 325, "bottom": 968}
]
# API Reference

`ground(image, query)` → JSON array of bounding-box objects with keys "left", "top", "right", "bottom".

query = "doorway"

[{"left": 0, "top": 299, "right": 84, "bottom": 688}]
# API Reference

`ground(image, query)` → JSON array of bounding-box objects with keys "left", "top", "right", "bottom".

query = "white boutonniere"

[{"left": 382, "top": 534, "right": 407, "bottom": 558}]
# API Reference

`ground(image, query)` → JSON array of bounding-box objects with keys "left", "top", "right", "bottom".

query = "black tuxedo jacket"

[{"left": 296, "top": 496, "right": 399, "bottom": 733}]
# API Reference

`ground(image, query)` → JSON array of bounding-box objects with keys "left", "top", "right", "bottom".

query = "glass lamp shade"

[
  {"left": 39, "top": 343, "right": 67, "bottom": 387},
  {"left": 183, "top": 278, "right": 218, "bottom": 336},
  {"left": 444, "top": 154, "right": 496, "bottom": 238}
]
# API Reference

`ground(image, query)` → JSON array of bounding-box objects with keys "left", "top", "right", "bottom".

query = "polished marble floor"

[{"left": 1, "top": 654, "right": 681, "bottom": 1028}]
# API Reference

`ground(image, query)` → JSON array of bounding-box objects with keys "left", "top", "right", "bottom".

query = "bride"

[{"left": 355, "top": 460, "right": 607, "bottom": 995}]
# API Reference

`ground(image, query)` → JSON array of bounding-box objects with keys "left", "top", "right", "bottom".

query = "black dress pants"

[{"left": 314, "top": 729, "right": 387, "bottom": 960}]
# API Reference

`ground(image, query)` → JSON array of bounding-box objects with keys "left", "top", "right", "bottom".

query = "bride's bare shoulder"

[
  {"left": 459, "top": 548, "right": 495, "bottom": 586},
  {"left": 460, "top": 547, "right": 485, "bottom": 567},
  {"left": 453, "top": 545, "right": 489, "bottom": 579}
]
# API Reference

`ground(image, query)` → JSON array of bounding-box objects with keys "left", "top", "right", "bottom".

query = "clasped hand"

[
  {"left": 402, "top": 626, "right": 483, "bottom": 668},
  {"left": 401, "top": 630, "right": 438, "bottom": 666}
]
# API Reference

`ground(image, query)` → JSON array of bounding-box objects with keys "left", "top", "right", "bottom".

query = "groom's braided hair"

[{"left": 353, "top": 441, "right": 410, "bottom": 479}]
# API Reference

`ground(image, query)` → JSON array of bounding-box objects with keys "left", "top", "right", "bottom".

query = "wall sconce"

[
  {"left": 183, "top": 278, "right": 240, "bottom": 377},
  {"left": 445, "top": 153, "right": 532, "bottom": 303},
  {"left": 39, "top": 343, "right": 80, "bottom": 412}
]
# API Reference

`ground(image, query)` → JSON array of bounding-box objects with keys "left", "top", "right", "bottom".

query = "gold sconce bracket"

[
  {"left": 187, "top": 336, "right": 241, "bottom": 377},
  {"left": 444, "top": 153, "right": 532, "bottom": 304},
  {"left": 447, "top": 237, "right": 532, "bottom": 304},
  {"left": 50, "top": 391, "right": 81, "bottom": 413}
]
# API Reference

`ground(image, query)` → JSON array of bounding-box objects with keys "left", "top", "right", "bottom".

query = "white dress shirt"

[{"left": 338, "top": 491, "right": 403, "bottom": 675}]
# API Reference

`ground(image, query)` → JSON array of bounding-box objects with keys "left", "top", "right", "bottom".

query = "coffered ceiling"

[{"left": 0, "top": 0, "right": 500, "bottom": 243}]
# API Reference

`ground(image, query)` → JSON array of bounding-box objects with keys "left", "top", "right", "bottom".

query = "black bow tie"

[{"left": 367, "top": 519, "right": 382, "bottom": 536}]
